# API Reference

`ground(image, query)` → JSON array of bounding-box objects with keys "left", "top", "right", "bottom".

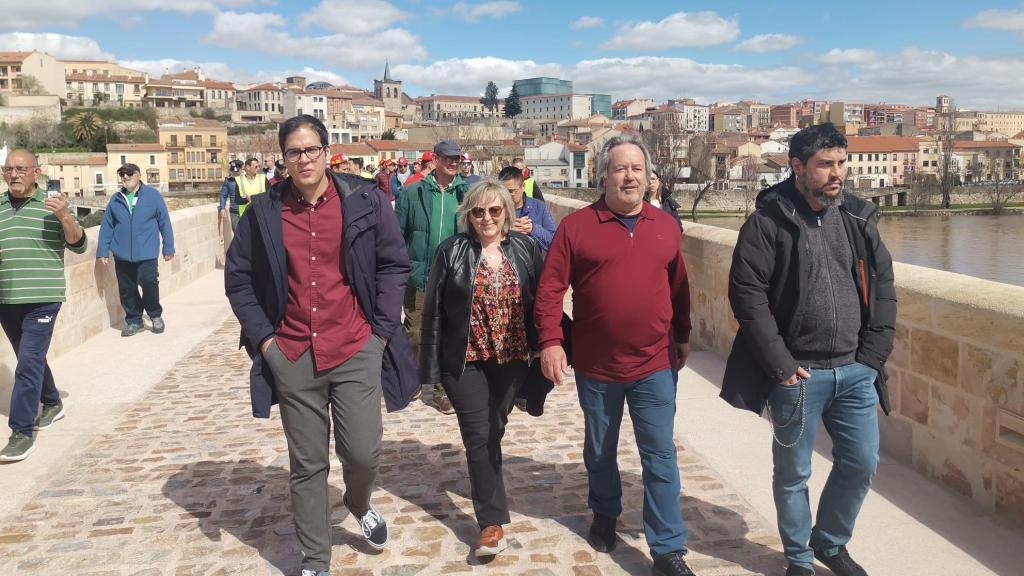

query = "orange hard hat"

[{"left": 330, "top": 153, "right": 348, "bottom": 165}]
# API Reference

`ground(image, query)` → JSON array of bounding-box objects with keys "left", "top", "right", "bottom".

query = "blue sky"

[{"left": 2, "top": 1, "right": 1024, "bottom": 108}]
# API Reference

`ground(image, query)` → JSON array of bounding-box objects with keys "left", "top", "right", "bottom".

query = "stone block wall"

[
  {"left": 0, "top": 204, "right": 224, "bottom": 366},
  {"left": 546, "top": 194, "right": 1024, "bottom": 523}
]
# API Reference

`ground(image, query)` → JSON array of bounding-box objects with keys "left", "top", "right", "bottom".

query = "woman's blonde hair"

[{"left": 458, "top": 178, "right": 516, "bottom": 238}]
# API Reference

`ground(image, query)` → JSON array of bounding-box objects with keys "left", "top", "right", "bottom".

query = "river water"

[{"left": 694, "top": 214, "right": 1024, "bottom": 288}]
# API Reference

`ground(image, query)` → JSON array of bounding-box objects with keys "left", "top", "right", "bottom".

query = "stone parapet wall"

[
  {"left": 546, "top": 194, "right": 1024, "bottom": 523},
  {"left": 0, "top": 205, "right": 224, "bottom": 366}
]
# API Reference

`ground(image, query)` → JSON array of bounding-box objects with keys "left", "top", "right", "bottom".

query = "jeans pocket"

[{"left": 766, "top": 382, "right": 806, "bottom": 448}]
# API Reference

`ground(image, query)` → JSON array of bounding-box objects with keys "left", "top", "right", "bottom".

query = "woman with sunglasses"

[
  {"left": 645, "top": 170, "right": 681, "bottom": 226},
  {"left": 420, "top": 179, "right": 545, "bottom": 558}
]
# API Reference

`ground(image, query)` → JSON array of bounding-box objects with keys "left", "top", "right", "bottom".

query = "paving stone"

[{"left": 0, "top": 319, "right": 783, "bottom": 575}]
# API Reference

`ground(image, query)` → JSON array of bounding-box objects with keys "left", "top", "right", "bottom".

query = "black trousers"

[
  {"left": 114, "top": 258, "right": 161, "bottom": 326},
  {"left": 442, "top": 359, "right": 527, "bottom": 528}
]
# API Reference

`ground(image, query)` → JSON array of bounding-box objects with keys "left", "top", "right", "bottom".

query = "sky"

[{"left": 2, "top": 0, "right": 1024, "bottom": 110}]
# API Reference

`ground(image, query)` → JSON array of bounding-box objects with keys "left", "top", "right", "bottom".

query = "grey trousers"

[{"left": 264, "top": 335, "right": 385, "bottom": 571}]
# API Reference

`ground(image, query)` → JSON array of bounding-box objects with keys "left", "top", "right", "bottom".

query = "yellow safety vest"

[
  {"left": 524, "top": 177, "right": 537, "bottom": 198},
  {"left": 235, "top": 175, "right": 267, "bottom": 216}
]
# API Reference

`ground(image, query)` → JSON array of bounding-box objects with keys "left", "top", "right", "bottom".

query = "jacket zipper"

[{"left": 817, "top": 214, "right": 838, "bottom": 368}]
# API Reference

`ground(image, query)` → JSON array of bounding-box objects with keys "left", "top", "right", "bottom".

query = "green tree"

[
  {"left": 480, "top": 81, "right": 500, "bottom": 113},
  {"left": 504, "top": 85, "right": 522, "bottom": 118},
  {"left": 69, "top": 111, "right": 101, "bottom": 144},
  {"left": 381, "top": 129, "right": 397, "bottom": 140}
]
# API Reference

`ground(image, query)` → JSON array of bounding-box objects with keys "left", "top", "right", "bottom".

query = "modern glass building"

[
  {"left": 513, "top": 77, "right": 573, "bottom": 97},
  {"left": 588, "top": 94, "right": 612, "bottom": 118}
]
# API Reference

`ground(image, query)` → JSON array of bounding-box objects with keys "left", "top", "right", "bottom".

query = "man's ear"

[{"left": 789, "top": 157, "right": 803, "bottom": 178}]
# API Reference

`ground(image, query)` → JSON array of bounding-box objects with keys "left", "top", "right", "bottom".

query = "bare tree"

[
  {"left": 987, "top": 158, "right": 1022, "bottom": 214},
  {"left": 936, "top": 105, "right": 958, "bottom": 208},
  {"left": 738, "top": 155, "right": 761, "bottom": 216},
  {"left": 640, "top": 112, "right": 686, "bottom": 201},
  {"left": 907, "top": 171, "right": 939, "bottom": 213},
  {"left": 687, "top": 133, "right": 718, "bottom": 220},
  {"left": 18, "top": 75, "right": 45, "bottom": 96}
]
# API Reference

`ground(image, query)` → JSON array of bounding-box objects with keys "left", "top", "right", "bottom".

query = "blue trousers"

[
  {"left": 768, "top": 362, "right": 879, "bottom": 568},
  {"left": 576, "top": 369, "right": 687, "bottom": 558},
  {"left": 114, "top": 258, "right": 161, "bottom": 326},
  {"left": 0, "top": 303, "right": 62, "bottom": 436}
]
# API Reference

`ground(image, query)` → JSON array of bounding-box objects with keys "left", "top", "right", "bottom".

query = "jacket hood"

[{"left": 755, "top": 176, "right": 878, "bottom": 222}]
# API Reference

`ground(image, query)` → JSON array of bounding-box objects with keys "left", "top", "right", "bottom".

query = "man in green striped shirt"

[{"left": 0, "top": 149, "right": 87, "bottom": 462}]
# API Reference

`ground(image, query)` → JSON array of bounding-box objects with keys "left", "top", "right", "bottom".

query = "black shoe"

[
  {"left": 814, "top": 546, "right": 867, "bottom": 576},
  {"left": 358, "top": 505, "right": 389, "bottom": 550},
  {"left": 151, "top": 317, "right": 165, "bottom": 333},
  {"left": 121, "top": 323, "right": 144, "bottom": 337},
  {"left": 652, "top": 551, "right": 695, "bottom": 576},
  {"left": 786, "top": 564, "right": 814, "bottom": 576},
  {"left": 587, "top": 512, "right": 617, "bottom": 553}
]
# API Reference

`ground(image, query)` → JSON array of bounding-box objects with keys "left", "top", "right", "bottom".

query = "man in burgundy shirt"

[
  {"left": 534, "top": 135, "right": 695, "bottom": 576},
  {"left": 225, "top": 115, "right": 417, "bottom": 576}
]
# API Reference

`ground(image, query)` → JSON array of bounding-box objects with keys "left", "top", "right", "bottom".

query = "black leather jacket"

[{"left": 420, "top": 231, "right": 545, "bottom": 384}]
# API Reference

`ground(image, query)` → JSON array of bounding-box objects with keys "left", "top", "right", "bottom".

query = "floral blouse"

[{"left": 465, "top": 254, "right": 530, "bottom": 364}]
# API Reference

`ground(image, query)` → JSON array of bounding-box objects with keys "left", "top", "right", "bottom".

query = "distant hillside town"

[{"left": 0, "top": 50, "right": 1020, "bottom": 200}]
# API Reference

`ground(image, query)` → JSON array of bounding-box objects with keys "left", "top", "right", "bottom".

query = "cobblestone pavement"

[{"left": 0, "top": 319, "right": 784, "bottom": 576}]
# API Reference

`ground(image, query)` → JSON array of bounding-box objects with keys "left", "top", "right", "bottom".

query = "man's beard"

[{"left": 813, "top": 187, "right": 842, "bottom": 207}]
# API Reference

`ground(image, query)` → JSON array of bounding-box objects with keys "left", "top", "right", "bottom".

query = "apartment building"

[
  {"left": 612, "top": 99, "right": 656, "bottom": 120},
  {"left": 146, "top": 73, "right": 204, "bottom": 111},
  {"left": 107, "top": 143, "right": 169, "bottom": 193},
  {"left": 845, "top": 136, "right": 922, "bottom": 188},
  {"left": 63, "top": 60, "right": 148, "bottom": 107},
  {"left": 738, "top": 101, "right": 771, "bottom": 129},
  {"left": 523, "top": 141, "right": 591, "bottom": 188},
  {"left": 520, "top": 93, "right": 592, "bottom": 121},
  {"left": 236, "top": 83, "right": 286, "bottom": 122},
  {"left": 349, "top": 95, "right": 387, "bottom": 140},
  {"left": 512, "top": 77, "right": 573, "bottom": 97},
  {"left": 823, "top": 102, "right": 865, "bottom": 134},
  {"left": 711, "top": 107, "right": 746, "bottom": 132},
  {"left": 202, "top": 80, "right": 236, "bottom": 112},
  {"left": 157, "top": 118, "right": 228, "bottom": 191},
  {"left": 0, "top": 51, "right": 64, "bottom": 96},
  {"left": 974, "top": 112, "right": 1024, "bottom": 140},
  {"left": 283, "top": 89, "right": 328, "bottom": 120},
  {"left": 952, "top": 140, "right": 1022, "bottom": 182},
  {"left": 38, "top": 152, "right": 107, "bottom": 197},
  {"left": 770, "top": 104, "right": 800, "bottom": 128},
  {"left": 416, "top": 95, "right": 504, "bottom": 121}
]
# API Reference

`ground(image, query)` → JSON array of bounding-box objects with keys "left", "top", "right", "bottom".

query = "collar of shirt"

[
  {"left": 593, "top": 195, "right": 654, "bottom": 224},
  {"left": 1, "top": 188, "right": 45, "bottom": 206},
  {"left": 286, "top": 177, "right": 337, "bottom": 209}
]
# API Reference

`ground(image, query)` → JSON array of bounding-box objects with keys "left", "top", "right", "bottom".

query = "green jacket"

[{"left": 395, "top": 173, "right": 467, "bottom": 290}]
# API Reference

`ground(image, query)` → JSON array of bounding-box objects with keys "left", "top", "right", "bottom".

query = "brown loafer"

[{"left": 475, "top": 525, "right": 507, "bottom": 557}]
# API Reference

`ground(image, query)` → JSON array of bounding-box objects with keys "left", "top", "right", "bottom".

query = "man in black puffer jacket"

[{"left": 722, "top": 123, "right": 896, "bottom": 576}]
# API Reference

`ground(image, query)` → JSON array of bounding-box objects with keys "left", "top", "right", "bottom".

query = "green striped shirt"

[{"left": 0, "top": 189, "right": 87, "bottom": 304}]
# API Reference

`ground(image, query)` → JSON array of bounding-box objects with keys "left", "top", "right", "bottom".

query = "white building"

[
  {"left": 760, "top": 140, "right": 789, "bottom": 155},
  {"left": 283, "top": 89, "right": 328, "bottom": 120},
  {"left": 520, "top": 94, "right": 593, "bottom": 121},
  {"left": 524, "top": 141, "right": 591, "bottom": 188}
]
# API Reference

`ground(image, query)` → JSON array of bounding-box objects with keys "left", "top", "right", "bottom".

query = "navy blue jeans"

[
  {"left": 768, "top": 362, "right": 880, "bottom": 568},
  {"left": 114, "top": 258, "right": 161, "bottom": 326},
  {"left": 576, "top": 369, "right": 687, "bottom": 558},
  {"left": 0, "top": 302, "right": 62, "bottom": 436}
]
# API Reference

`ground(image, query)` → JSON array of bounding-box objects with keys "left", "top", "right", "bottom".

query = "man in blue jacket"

[
  {"left": 225, "top": 115, "right": 419, "bottom": 575},
  {"left": 498, "top": 166, "right": 556, "bottom": 251},
  {"left": 97, "top": 163, "right": 175, "bottom": 337}
]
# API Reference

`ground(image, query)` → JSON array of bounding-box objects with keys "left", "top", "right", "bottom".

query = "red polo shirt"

[
  {"left": 534, "top": 197, "right": 691, "bottom": 382},
  {"left": 275, "top": 178, "right": 371, "bottom": 371}
]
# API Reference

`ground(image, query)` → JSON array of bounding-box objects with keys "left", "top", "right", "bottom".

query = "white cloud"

[
  {"left": 297, "top": 0, "right": 407, "bottom": 35},
  {"left": 818, "top": 48, "right": 878, "bottom": 65},
  {"left": 117, "top": 58, "right": 349, "bottom": 87},
  {"left": 395, "top": 56, "right": 811, "bottom": 103},
  {"left": 570, "top": 16, "right": 604, "bottom": 30},
  {"left": 735, "top": 33, "right": 800, "bottom": 53},
  {"left": 205, "top": 11, "right": 427, "bottom": 68},
  {"left": 453, "top": 1, "right": 521, "bottom": 22},
  {"left": 0, "top": 33, "right": 113, "bottom": 60},
  {"left": 0, "top": 0, "right": 259, "bottom": 30},
  {"left": 963, "top": 8, "right": 1024, "bottom": 32},
  {"left": 825, "top": 48, "right": 1024, "bottom": 110},
  {"left": 603, "top": 11, "right": 740, "bottom": 51}
]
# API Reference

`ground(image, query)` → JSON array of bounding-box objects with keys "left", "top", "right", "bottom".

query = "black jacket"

[
  {"left": 721, "top": 177, "right": 897, "bottom": 414},
  {"left": 224, "top": 171, "right": 419, "bottom": 417},
  {"left": 420, "top": 231, "right": 545, "bottom": 384}
]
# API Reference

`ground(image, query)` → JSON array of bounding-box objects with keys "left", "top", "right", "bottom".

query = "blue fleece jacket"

[
  {"left": 516, "top": 195, "right": 556, "bottom": 250},
  {"left": 97, "top": 184, "right": 175, "bottom": 262}
]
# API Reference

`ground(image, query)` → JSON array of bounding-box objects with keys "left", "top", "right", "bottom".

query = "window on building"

[
  {"left": 95, "top": 172, "right": 103, "bottom": 185},
  {"left": 120, "top": 155, "right": 126, "bottom": 165},
  {"left": 149, "top": 155, "right": 156, "bottom": 166}
]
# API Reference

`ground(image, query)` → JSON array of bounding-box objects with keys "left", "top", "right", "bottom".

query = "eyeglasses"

[
  {"left": 284, "top": 146, "right": 328, "bottom": 163},
  {"left": 2, "top": 166, "right": 36, "bottom": 175},
  {"left": 470, "top": 206, "right": 504, "bottom": 219}
]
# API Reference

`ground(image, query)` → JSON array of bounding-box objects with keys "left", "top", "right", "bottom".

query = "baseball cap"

[
  {"left": 420, "top": 151, "right": 435, "bottom": 162},
  {"left": 433, "top": 140, "right": 462, "bottom": 157}
]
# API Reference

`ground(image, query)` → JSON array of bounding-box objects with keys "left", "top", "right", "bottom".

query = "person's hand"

[
  {"left": 260, "top": 338, "right": 274, "bottom": 355},
  {"left": 218, "top": 208, "right": 226, "bottom": 219},
  {"left": 43, "top": 192, "right": 70, "bottom": 220},
  {"left": 519, "top": 217, "right": 533, "bottom": 234},
  {"left": 99, "top": 257, "right": 110, "bottom": 265},
  {"left": 163, "top": 254, "right": 175, "bottom": 262},
  {"left": 781, "top": 367, "right": 811, "bottom": 386},
  {"left": 540, "top": 345, "right": 569, "bottom": 386},
  {"left": 675, "top": 342, "right": 690, "bottom": 369},
  {"left": 512, "top": 216, "right": 529, "bottom": 233}
]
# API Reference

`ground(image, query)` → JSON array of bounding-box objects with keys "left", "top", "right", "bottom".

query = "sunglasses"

[
  {"left": 470, "top": 206, "right": 503, "bottom": 219},
  {"left": 118, "top": 172, "right": 138, "bottom": 178}
]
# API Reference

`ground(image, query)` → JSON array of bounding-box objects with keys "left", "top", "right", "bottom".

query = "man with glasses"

[
  {"left": 97, "top": 163, "right": 175, "bottom": 337},
  {"left": 394, "top": 141, "right": 468, "bottom": 414},
  {"left": 0, "top": 149, "right": 87, "bottom": 462},
  {"left": 459, "top": 153, "right": 481, "bottom": 186},
  {"left": 225, "top": 115, "right": 417, "bottom": 576}
]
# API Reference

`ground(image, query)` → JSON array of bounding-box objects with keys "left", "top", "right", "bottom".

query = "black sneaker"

[
  {"left": 814, "top": 546, "right": 867, "bottom": 576},
  {"left": 358, "top": 505, "right": 389, "bottom": 550},
  {"left": 786, "top": 564, "right": 814, "bottom": 576},
  {"left": 121, "top": 323, "right": 144, "bottom": 337},
  {"left": 587, "top": 512, "right": 617, "bottom": 553},
  {"left": 151, "top": 317, "right": 165, "bottom": 333},
  {"left": 652, "top": 551, "right": 695, "bottom": 576}
]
